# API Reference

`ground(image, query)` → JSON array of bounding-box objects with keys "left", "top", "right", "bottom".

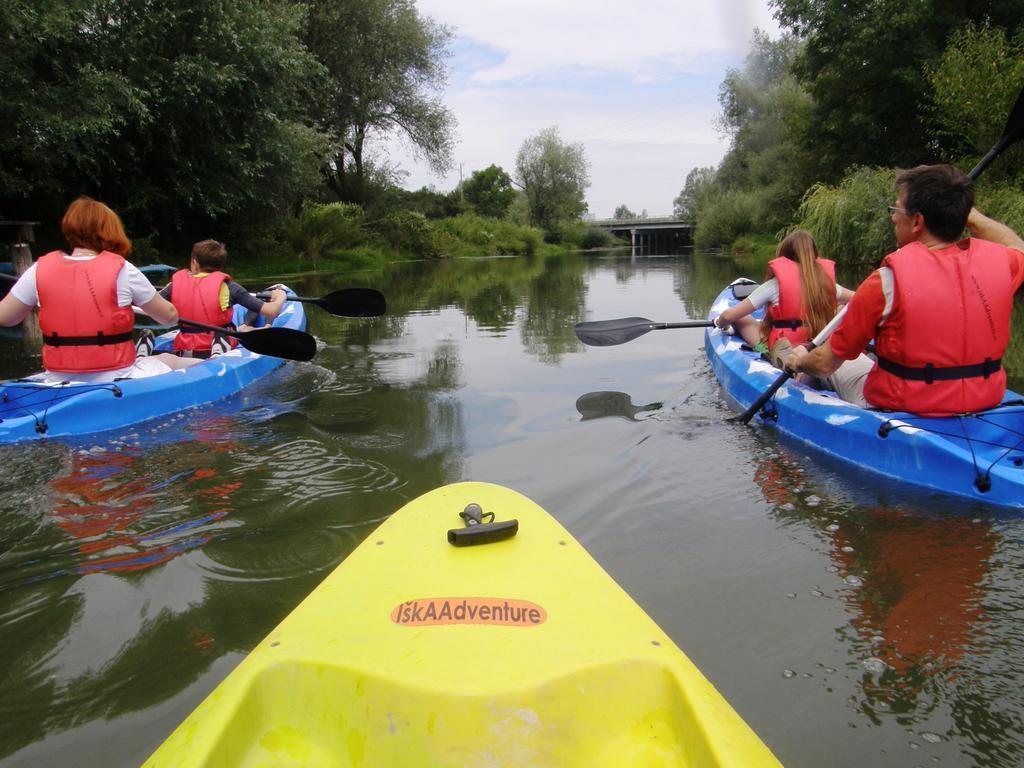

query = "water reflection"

[{"left": 752, "top": 445, "right": 1001, "bottom": 742}]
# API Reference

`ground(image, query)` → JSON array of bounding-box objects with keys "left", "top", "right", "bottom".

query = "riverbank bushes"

[{"left": 238, "top": 205, "right": 606, "bottom": 277}]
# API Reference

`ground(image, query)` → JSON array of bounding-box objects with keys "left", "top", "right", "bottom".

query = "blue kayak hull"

[
  {"left": 0, "top": 292, "right": 307, "bottom": 443},
  {"left": 706, "top": 280, "right": 1024, "bottom": 509}
]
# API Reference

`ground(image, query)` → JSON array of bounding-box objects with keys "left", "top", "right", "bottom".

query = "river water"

[{"left": 2, "top": 249, "right": 1024, "bottom": 767}]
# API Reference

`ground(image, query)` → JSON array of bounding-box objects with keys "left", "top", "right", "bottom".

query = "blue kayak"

[
  {"left": 0, "top": 290, "right": 307, "bottom": 443},
  {"left": 706, "top": 279, "right": 1024, "bottom": 509}
]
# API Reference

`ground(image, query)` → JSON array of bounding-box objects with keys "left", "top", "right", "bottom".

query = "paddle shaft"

[
  {"left": 653, "top": 321, "right": 714, "bottom": 330},
  {"left": 734, "top": 306, "right": 849, "bottom": 424}
]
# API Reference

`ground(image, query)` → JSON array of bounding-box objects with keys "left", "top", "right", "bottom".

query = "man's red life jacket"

[
  {"left": 170, "top": 270, "right": 237, "bottom": 353},
  {"left": 865, "top": 239, "right": 1013, "bottom": 416},
  {"left": 37, "top": 250, "right": 136, "bottom": 373},
  {"left": 765, "top": 256, "right": 836, "bottom": 347}
]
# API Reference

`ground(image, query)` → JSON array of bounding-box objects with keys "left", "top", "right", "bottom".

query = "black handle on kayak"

[{"left": 447, "top": 503, "right": 518, "bottom": 547}]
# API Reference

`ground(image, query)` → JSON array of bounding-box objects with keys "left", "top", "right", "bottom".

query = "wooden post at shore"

[{"left": 0, "top": 221, "right": 43, "bottom": 355}]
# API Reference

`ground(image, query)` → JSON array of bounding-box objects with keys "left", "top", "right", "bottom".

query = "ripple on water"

[
  {"left": 231, "top": 438, "right": 407, "bottom": 512},
  {"left": 194, "top": 523, "right": 366, "bottom": 583}
]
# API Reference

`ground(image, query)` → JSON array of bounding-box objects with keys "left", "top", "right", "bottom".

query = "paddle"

[
  {"left": 736, "top": 80, "right": 1024, "bottom": 425},
  {"left": 253, "top": 287, "right": 386, "bottom": 318},
  {"left": 967, "top": 84, "right": 1024, "bottom": 179},
  {"left": 177, "top": 318, "right": 317, "bottom": 362},
  {"left": 574, "top": 280, "right": 757, "bottom": 347},
  {"left": 575, "top": 317, "right": 713, "bottom": 347}
]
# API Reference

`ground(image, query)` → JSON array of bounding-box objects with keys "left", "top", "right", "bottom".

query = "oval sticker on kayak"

[{"left": 391, "top": 597, "right": 546, "bottom": 627}]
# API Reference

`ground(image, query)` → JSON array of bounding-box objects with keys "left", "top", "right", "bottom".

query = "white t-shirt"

[
  {"left": 9, "top": 248, "right": 157, "bottom": 308},
  {"left": 745, "top": 277, "right": 850, "bottom": 310}
]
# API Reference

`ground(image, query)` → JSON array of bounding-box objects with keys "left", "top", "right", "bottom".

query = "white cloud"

[{"left": 382, "top": 0, "right": 781, "bottom": 218}]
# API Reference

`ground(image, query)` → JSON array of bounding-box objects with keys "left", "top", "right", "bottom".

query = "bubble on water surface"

[
  {"left": 845, "top": 575, "right": 863, "bottom": 586},
  {"left": 920, "top": 732, "right": 942, "bottom": 744}
]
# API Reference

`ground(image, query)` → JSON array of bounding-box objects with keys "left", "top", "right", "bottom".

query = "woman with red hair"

[{"left": 0, "top": 196, "right": 197, "bottom": 381}]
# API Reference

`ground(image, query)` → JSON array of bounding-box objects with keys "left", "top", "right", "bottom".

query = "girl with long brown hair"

[{"left": 714, "top": 230, "right": 853, "bottom": 366}]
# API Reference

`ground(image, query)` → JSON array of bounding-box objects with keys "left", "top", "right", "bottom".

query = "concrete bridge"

[{"left": 589, "top": 216, "right": 692, "bottom": 253}]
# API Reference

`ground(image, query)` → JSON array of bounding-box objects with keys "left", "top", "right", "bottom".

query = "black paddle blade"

[
  {"left": 969, "top": 81, "right": 1024, "bottom": 178},
  {"left": 999, "top": 81, "right": 1024, "bottom": 146},
  {"left": 575, "top": 317, "right": 657, "bottom": 346},
  {"left": 231, "top": 326, "right": 317, "bottom": 362},
  {"left": 317, "top": 288, "right": 386, "bottom": 317},
  {"left": 178, "top": 318, "right": 317, "bottom": 362}
]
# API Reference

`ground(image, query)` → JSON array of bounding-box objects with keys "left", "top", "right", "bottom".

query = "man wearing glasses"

[{"left": 785, "top": 164, "right": 1024, "bottom": 416}]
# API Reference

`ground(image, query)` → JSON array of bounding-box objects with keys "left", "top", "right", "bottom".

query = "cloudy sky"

[{"left": 385, "top": 0, "right": 781, "bottom": 219}]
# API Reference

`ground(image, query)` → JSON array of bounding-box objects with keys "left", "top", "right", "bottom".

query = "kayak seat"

[{"left": 197, "top": 660, "right": 724, "bottom": 767}]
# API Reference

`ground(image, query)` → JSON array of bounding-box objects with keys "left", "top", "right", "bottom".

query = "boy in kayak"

[
  {"left": 713, "top": 229, "right": 854, "bottom": 368},
  {"left": 0, "top": 197, "right": 200, "bottom": 382},
  {"left": 149, "top": 239, "right": 287, "bottom": 358},
  {"left": 785, "top": 164, "right": 1024, "bottom": 416}
]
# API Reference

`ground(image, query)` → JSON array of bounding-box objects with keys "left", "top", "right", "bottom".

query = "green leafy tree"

[
  {"left": 462, "top": 165, "right": 516, "bottom": 219},
  {"left": 305, "top": 0, "right": 456, "bottom": 205},
  {"left": 0, "top": 0, "right": 139, "bottom": 210},
  {"left": 673, "top": 167, "right": 717, "bottom": 220},
  {"left": 0, "top": 0, "right": 324, "bottom": 254},
  {"left": 770, "top": 0, "right": 1022, "bottom": 180},
  {"left": 683, "top": 30, "right": 812, "bottom": 247},
  {"left": 613, "top": 204, "right": 636, "bottom": 219},
  {"left": 713, "top": 31, "right": 814, "bottom": 230},
  {"left": 926, "top": 23, "right": 1024, "bottom": 180},
  {"left": 514, "top": 126, "right": 590, "bottom": 233}
]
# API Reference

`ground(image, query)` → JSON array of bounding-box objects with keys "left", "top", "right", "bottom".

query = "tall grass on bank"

[
  {"left": 434, "top": 214, "right": 545, "bottom": 257},
  {"left": 795, "top": 167, "right": 897, "bottom": 266},
  {"left": 798, "top": 167, "right": 1024, "bottom": 267},
  {"left": 977, "top": 184, "right": 1024, "bottom": 236}
]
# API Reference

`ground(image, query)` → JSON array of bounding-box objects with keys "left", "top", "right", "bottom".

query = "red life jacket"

[
  {"left": 170, "top": 270, "right": 237, "bottom": 353},
  {"left": 765, "top": 256, "right": 836, "bottom": 346},
  {"left": 865, "top": 239, "right": 1013, "bottom": 416},
  {"left": 37, "top": 250, "right": 136, "bottom": 373}
]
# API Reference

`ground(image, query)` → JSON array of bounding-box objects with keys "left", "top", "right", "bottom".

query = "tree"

[
  {"left": 0, "top": 0, "right": 325, "bottom": 253},
  {"left": 613, "top": 204, "right": 636, "bottom": 219},
  {"left": 0, "top": 0, "right": 139, "bottom": 210},
  {"left": 462, "top": 165, "right": 515, "bottom": 218},
  {"left": 305, "top": 0, "right": 456, "bottom": 205},
  {"left": 770, "top": 0, "right": 1022, "bottom": 180},
  {"left": 514, "top": 127, "right": 590, "bottom": 232},
  {"left": 711, "top": 31, "right": 814, "bottom": 231},
  {"left": 673, "top": 167, "right": 717, "bottom": 220},
  {"left": 926, "top": 23, "right": 1024, "bottom": 180}
]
